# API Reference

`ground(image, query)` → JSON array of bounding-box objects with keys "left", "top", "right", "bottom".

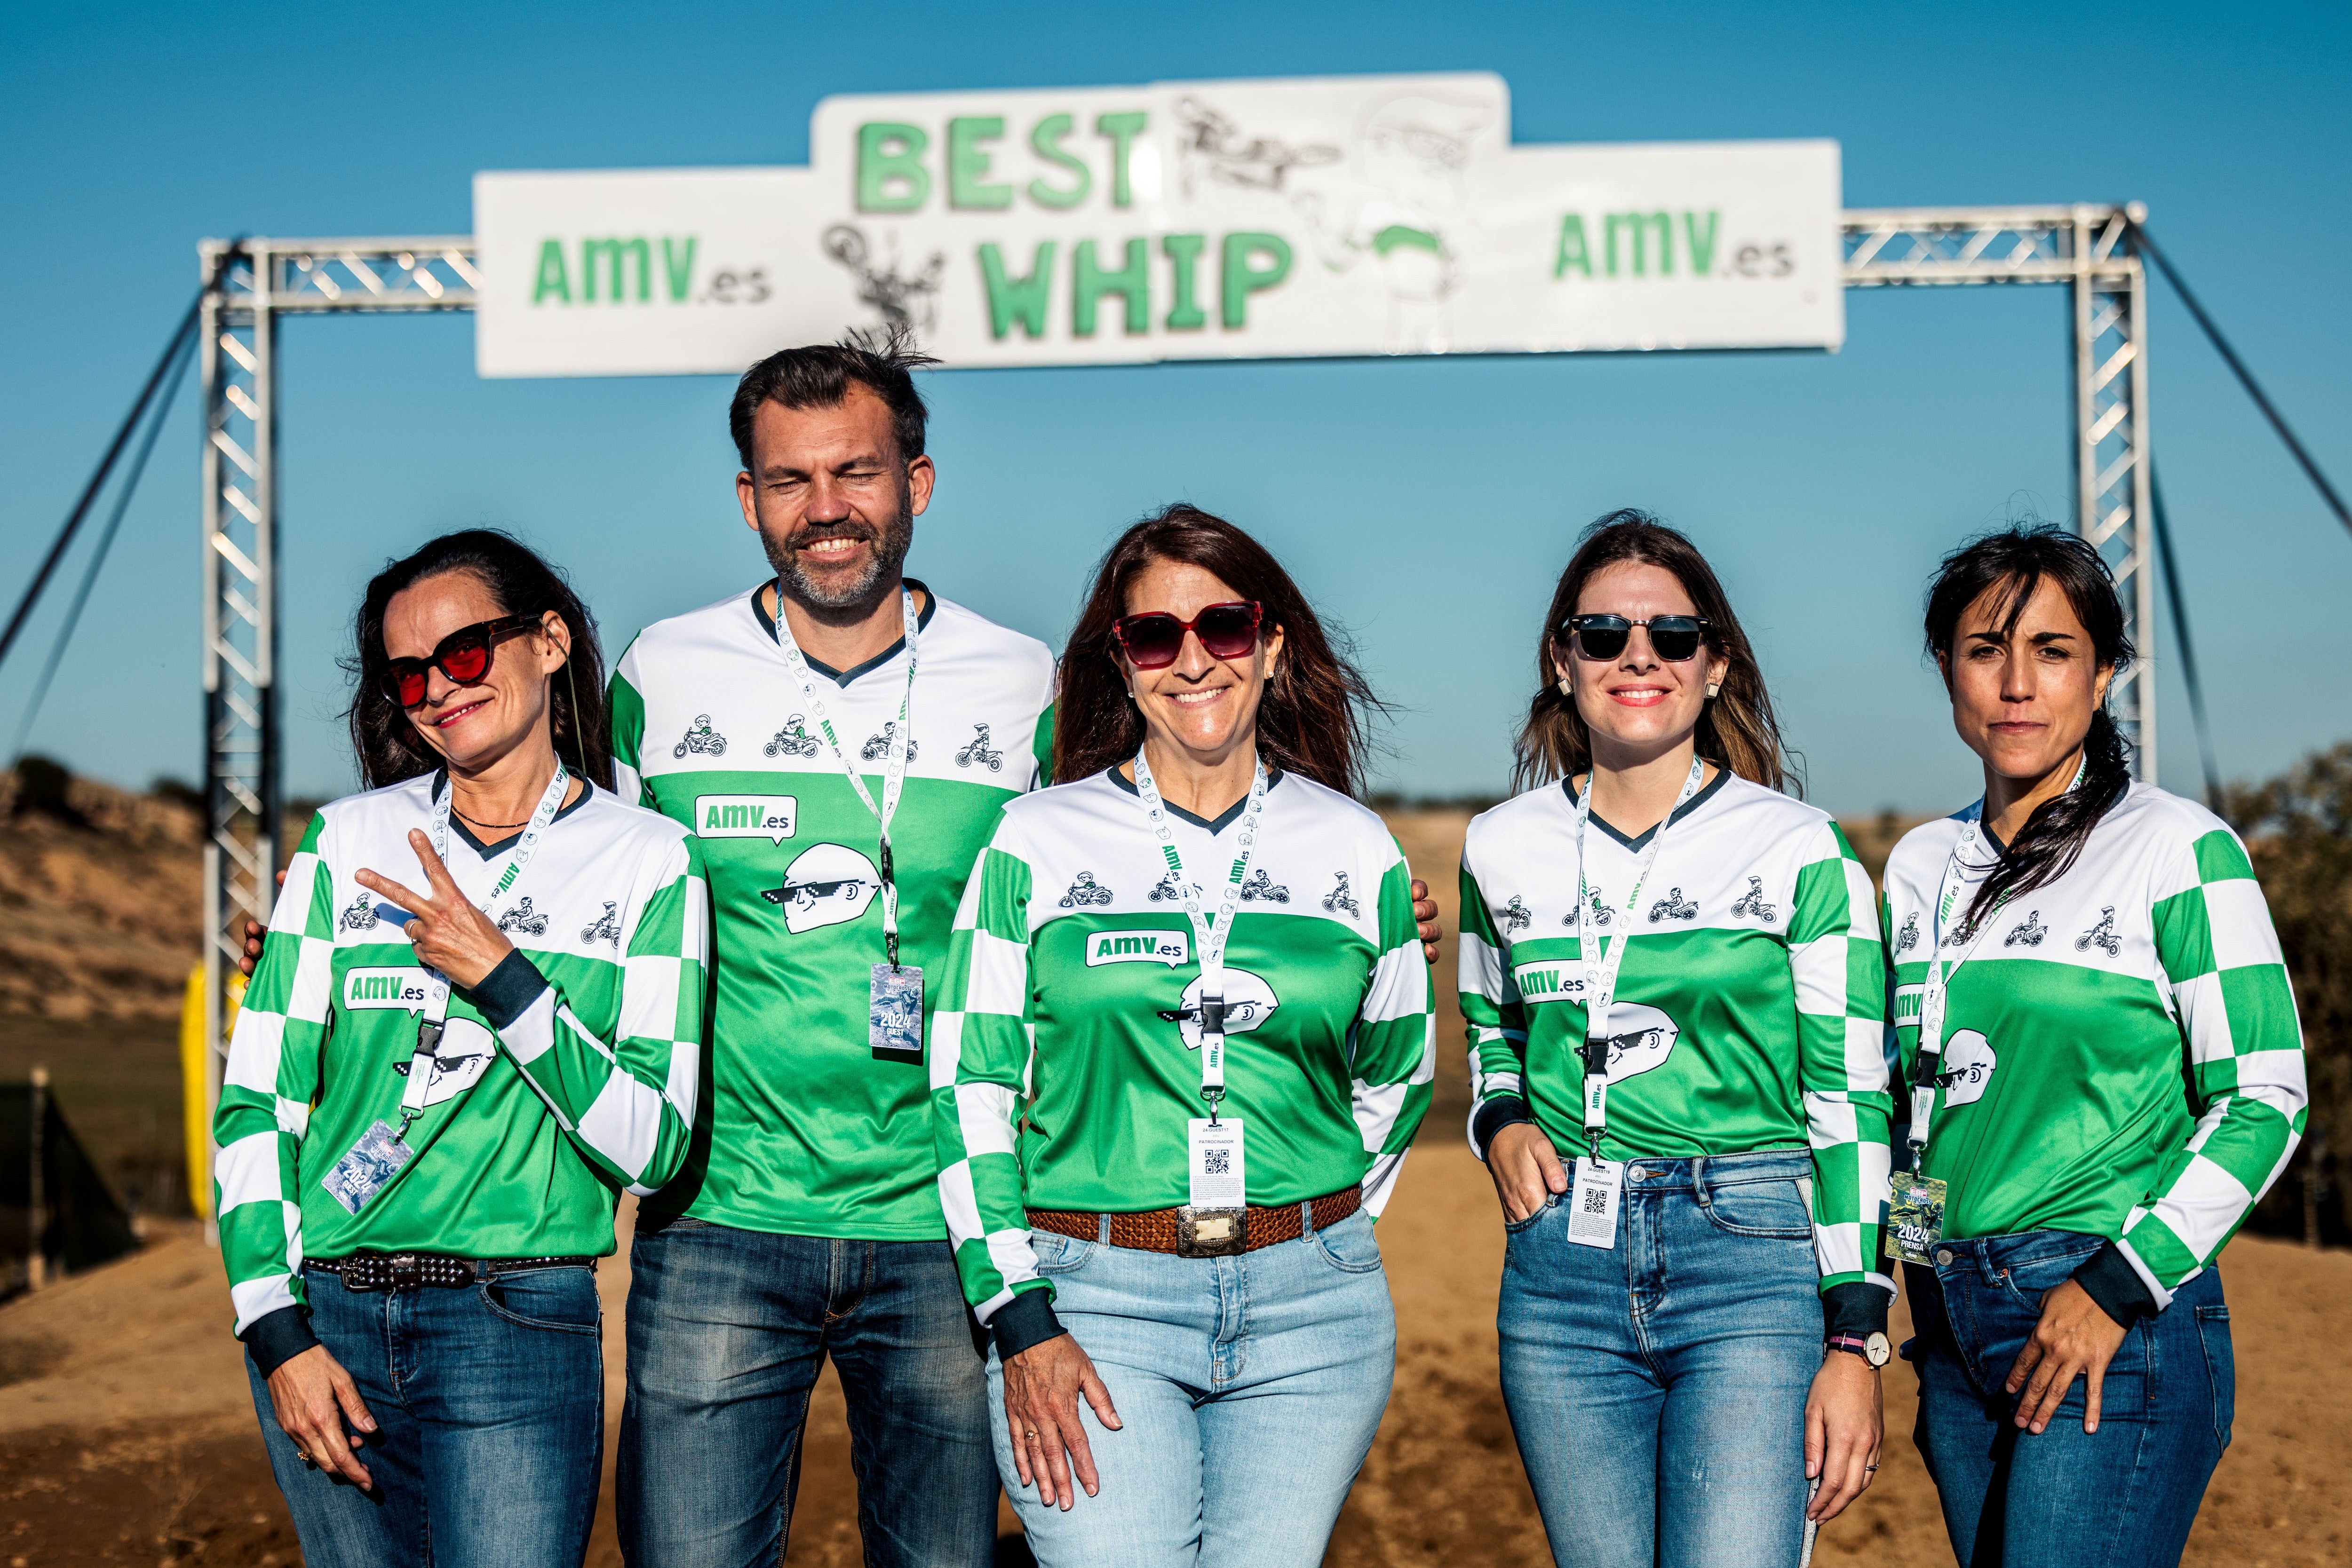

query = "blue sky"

[{"left": 3, "top": 1, "right": 2346, "bottom": 810}]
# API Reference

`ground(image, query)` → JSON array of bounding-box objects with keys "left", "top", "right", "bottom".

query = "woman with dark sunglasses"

[
  {"left": 1886, "top": 525, "right": 2302, "bottom": 1567},
  {"left": 1458, "top": 510, "right": 1894, "bottom": 1568},
  {"left": 214, "top": 530, "right": 708, "bottom": 1568},
  {"left": 931, "top": 504, "right": 1436, "bottom": 1566}
]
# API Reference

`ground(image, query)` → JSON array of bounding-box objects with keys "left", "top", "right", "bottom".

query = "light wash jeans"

[
  {"left": 1907, "top": 1230, "right": 2232, "bottom": 1568},
  {"left": 989, "top": 1206, "right": 1396, "bottom": 1568},
  {"left": 1498, "top": 1148, "right": 1823, "bottom": 1568},
  {"left": 245, "top": 1261, "right": 604, "bottom": 1568}
]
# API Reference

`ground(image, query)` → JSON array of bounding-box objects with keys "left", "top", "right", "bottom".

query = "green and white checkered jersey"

[
  {"left": 213, "top": 776, "right": 707, "bottom": 1336},
  {"left": 1883, "top": 781, "right": 2306, "bottom": 1309},
  {"left": 610, "top": 581, "right": 1055, "bottom": 1240},
  {"left": 934, "top": 768, "right": 1436, "bottom": 1326},
  {"left": 1458, "top": 770, "right": 1894, "bottom": 1296}
]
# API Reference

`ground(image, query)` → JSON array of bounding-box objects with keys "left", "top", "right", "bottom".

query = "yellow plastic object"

[{"left": 182, "top": 966, "right": 246, "bottom": 1219}]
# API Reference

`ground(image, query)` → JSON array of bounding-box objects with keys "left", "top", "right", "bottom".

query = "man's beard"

[{"left": 763, "top": 493, "right": 914, "bottom": 615}]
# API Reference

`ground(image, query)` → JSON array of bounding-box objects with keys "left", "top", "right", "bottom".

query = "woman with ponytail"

[
  {"left": 1884, "top": 523, "right": 2305, "bottom": 1566},
  {"left": 1459, "top": 511, "right": 1895, "bottom": 1567}
]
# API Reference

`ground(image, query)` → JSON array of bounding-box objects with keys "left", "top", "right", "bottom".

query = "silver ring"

[{"left": 1865, "top": 1463, "right": 1879, "bottom": 1473}]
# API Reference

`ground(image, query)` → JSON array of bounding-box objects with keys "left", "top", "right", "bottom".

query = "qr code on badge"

[
  {"left": 1581, "top": 1187, "right": 1608, "bottom": 1214},
  {"left": 1204, "top": 1148, "right": 1231, "bottom": 1176}
]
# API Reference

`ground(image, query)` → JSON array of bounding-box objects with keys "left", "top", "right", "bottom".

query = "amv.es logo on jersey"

[
  {"left": 344, "top": 967, "right": 431, "bottom": 1014},
  {"left": 1085, "top": 929, "right": 1189, "bottom": 968}
]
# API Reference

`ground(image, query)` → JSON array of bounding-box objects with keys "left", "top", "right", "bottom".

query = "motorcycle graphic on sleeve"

[{"left": 760, "top": 843, "right": 882, "bottom": 934}]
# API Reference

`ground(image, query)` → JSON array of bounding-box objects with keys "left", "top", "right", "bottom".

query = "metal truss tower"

[
  {"left": 1843, "top": 202, "right": 2155, "bottom": 772},
  {"left": 189, "top": 205, "right": 2152, "bottom": 1190}
]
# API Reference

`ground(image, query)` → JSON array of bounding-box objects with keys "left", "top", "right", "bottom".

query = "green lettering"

[
  {"left": 1683, "top": 211, "right": 1719, "bottom": 277},
  {"left": 1552, "top": 214, "right": 1592, "bottom": 280},
  {"left": 1073, "top": 238, "right": 1149, "bottom": 336},
  {"left": 857, "top": 122, "right": 930, "bottom": 213},
  {"left": 581, "top": 238, "right": 650, "bottom": 302},
  {"left": 1026, "top": 113, "right": 1091, "bottom": 209},
  {"left": 1162, "top": 234, "right": 1207, "bottom": 329},
  {"left": 1221, "top": 232, "right": 1292, "bottom": 329},
  {"left": 703, "top": 805, "right": 722, "bottom": 830},
  {"left": 1095, "top": 111, "right": 1147, "bottom": 208},
  {"left": 662, "top": 236, "right": 697, "bottom": 301},
  {"left": 1605, "top": 212, "right": 1673, "bottom": 277},
  {"left": 532, "top": 239, "right": 571, "bottom": 303},
  {"left": 978, "top": 241, "right": 1057, "bottom": 339},
  {"left": 948, "top": 117, "right": 1012, "bottom": 210}
]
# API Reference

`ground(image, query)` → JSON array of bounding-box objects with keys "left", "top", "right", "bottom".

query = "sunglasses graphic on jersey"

[
  {"left": 1558, "top": 613, "right": 1712, "bottom": 663},
  {"left": 1113, "top": 601, "right": 1264, "bottom": 669},
  {"left": 378, "top": 614, "right": 546, "bottom": 708}
]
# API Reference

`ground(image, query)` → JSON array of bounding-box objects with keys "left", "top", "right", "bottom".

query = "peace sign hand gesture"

[{"left": 354, "top": 830, "right": 515, "bottom": 990}]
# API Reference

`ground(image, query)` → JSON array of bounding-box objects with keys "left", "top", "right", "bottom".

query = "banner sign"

[{"left": 474, "top": 72, "right": 1842, "bottom": 377}]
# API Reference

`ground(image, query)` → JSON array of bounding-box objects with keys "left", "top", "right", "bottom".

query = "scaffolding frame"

[{"left": 193, "top": 203, "right": 2154, "bottom": 1196}]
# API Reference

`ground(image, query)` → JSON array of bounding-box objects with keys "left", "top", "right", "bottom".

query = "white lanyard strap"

[
  {"left": 766, "top": 583, "right": 921, "bottom": 968},
  {"left": 1131, "top": 750, "right": 1269, "bottom": 1118},
  {"left": 402, "top": 761, "right": 571, "bottom": 1125},
  {"left": 1573, "top": 754, "right": 1706, "bottom": 1159},
  {"left": 1908, "top": 754, "right": 2086, "bottom": 1161}
]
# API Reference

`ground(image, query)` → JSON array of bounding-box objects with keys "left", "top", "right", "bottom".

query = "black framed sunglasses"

[
  {"left": 379, "top": 613, "right": 546, "bottom": 708},
  {"left": 1559, "top": 613, "right": 1712, "bottom": 663},
  {"left": 1112, "top": 601, "right": 1264, "bottom": 670}
]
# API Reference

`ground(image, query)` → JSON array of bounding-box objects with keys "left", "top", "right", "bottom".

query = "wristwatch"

[{"left": 1826, "top": 1332, "right": 1891, "bottom": 1368}]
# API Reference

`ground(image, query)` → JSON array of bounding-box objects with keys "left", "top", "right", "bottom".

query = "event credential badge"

[
  {"left": 870, "top": 964, "right": 923, "bottom": 1064},
  {"left": 322, "top": 1119, "right": 415, "bottom": 1216},
  {"left": 1883, "top": 1173, "right": 1948, "bottom": 1265},
  {"left": 1566, "top": 1155, "right": 1624, "bottom": 1249}
]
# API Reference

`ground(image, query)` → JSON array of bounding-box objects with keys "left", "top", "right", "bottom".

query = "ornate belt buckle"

[
  {"left": 1176, "top": 1207, "right": 1248, "bottom": 1258},
  {"left": 387, "top": 1253, "right": 424, "bottom": 1292}
]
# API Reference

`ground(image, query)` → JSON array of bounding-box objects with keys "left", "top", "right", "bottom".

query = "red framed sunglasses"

[
  {"left": 379, "top": 613, "right": 545, "bottom": 708},
  {"left": 1112, "top": 601, "right": 1264, "bottom": 669}
]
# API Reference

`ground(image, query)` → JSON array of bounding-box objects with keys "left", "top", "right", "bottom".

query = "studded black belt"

[{"left": 310, "top": 1252, "right": 594, "bottom": 1292}]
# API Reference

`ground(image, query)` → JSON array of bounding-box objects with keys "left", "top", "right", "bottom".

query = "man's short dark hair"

[{"left": 729, "top": 331, "right": 940, "bottom": 471}]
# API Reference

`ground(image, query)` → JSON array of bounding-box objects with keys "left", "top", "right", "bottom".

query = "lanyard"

[
  {"left": 400, "top": 762, "right": 571, "bottom": 1129},
  {"left": 1572, "top": 754, "right": 1706, "bottom": 1160},
  {"left": 766, "top": 583, "right": 921, "bottom": 968},
  {"left": 1908, "top": 754, "right": 2086, "bottom": 1162},
  {"left": 1131, "top": 749, "right": 1269, "bottom": 1123}
]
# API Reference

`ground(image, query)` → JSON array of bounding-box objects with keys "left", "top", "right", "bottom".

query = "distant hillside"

[{"left": 0, "top": 768, "right": 205, "bottom": 1020}]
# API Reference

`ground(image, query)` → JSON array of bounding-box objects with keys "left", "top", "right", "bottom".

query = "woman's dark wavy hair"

[
  {"left": 1055, "top": 504, "right": 1381, "bottom": 796},
  {"left": 1514, "top": 510, "right": 1795, "bottom": 795},
  {"left": 1924, "top": 521, "right": 2134, "bottom": 927},
  {"left": 342, "top": 530, "right": 610, "bottom": 792}
]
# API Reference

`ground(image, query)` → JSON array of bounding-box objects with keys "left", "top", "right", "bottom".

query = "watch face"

[{"left": 1865, "top": 1331, "right": 1892, "bottom": 1367}]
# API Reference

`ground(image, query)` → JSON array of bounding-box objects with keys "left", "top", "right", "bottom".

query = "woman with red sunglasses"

[
  {"left": 214, "top": 530, "right": 707, "bottom": 1568},
  {"left": 1458, "top": 511, "right": 1895, "bottom": 1568},
  {"left": 931, "top": 503, "right": 1437, "bottom": 1566}
]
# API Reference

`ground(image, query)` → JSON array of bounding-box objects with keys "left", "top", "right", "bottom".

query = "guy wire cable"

[
  {"left": 8, "top": 323, "right": 197, "bottom": 767},
  {"left": 2146, "top": 462, "right": 2223, "bottom": 810},
  {"left": 2130, "top": 220, "right": 2352, "bottom": 540}
]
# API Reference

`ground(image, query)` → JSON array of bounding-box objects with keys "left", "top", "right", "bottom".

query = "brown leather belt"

[
  {"left": 1027, "top": 1186, "right": 1361, "bottom": 1259},
  {"left": 310, "top": 1252, "right": 595, "bottom": 1292}
]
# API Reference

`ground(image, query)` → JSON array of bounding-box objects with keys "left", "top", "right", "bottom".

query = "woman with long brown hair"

[
  {"left": 930, "top": 503, "right": 1436, "bottom": 1566},
  {"left": 1457, "top": 510, "right": 1894, "bottom": 1567}
]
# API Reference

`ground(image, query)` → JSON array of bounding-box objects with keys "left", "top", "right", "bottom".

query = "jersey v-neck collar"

[
  {"left": 1107, "top": 765, "right": 1285, "bottom": 833},
  {"left": 749, "top": 578, "right": 939, "bottom": 687},
  {"left": 1565, "top": 765, "right": 1731, "bottom": 853},
  {"left": 438, "top": 772, "right": 595, "bottom": 860}
]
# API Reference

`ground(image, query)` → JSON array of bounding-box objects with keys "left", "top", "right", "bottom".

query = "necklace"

[{"left": 453, "top": 807, "right": 533, "bottom": 830}]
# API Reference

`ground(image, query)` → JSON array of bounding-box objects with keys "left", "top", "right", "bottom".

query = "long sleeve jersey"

[
  {"left": 1882, "top": 782, "right": 2305, "bottom": 1319},
  {"left": 609, "top": 581, "right": 1055, "bottom": 1241},
  {"left": 934, "top": 767, "right": 1436, "bottom": 1355},
  {"left": 215, "top": 774, "right": 707, "bottom": 1369},
  {"left": 1459, "top": 769, "right": 1895, "bottom": 1327}
]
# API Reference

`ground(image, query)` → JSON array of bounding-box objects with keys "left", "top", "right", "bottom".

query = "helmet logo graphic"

[
  {"left": 759, "top": 842, "right": 881, "bottom": 934},
  {"left": 1156, "top": 968, "right": 1281, "bottom": 1051},
  {"left": 1596, "top": 1002, "right": 1680, "bottom": 1081}
]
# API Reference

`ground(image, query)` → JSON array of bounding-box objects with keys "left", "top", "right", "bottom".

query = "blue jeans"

[
  {"left": 991, "top": 1207, "right": 1396, "bottom": 1567},
  {"left": 244, "top": 1261, "right": 604, "bottom": 1568},
  {"left": 1906, "top": 1229, "right": 2233, "bottom": 1568},
  {"left": 616, "top": 1216, "right": 998, "bottom": 1568},
  {"left": 1497, "top": 1148, "right": 1823, "bottom": 1568}
]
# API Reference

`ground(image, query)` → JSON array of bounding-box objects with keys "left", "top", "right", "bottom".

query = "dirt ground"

[
  {"left": 4, "top": 805, "right": 2348, "bottom": 1565},
  {"left": 3, "top": 1158, "right": 2348, "bottom": 1568}
]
